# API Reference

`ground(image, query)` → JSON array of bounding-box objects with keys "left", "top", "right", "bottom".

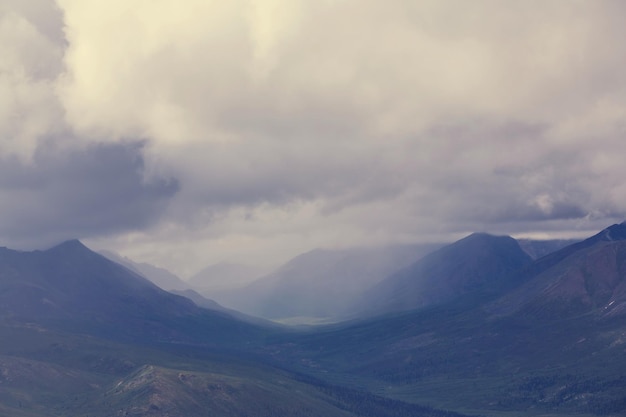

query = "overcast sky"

[{"left": 2, "top": 0, "right": 626, "bottom": 277}]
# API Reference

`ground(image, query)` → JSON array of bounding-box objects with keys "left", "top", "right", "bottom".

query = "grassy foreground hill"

[{"left": 0, "top": 320, "right": 475, "bottom": 417}]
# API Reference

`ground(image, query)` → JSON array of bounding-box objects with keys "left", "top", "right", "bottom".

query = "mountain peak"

[
  {"left": 47, "top": 239, "right": 89, "bottom": 253},
  {"left": 465, "top": 232, "right": 492, "bottom": 239},
  {"left": 354, "top": 232, "right": 532, "bottom": 316},
  {"left": 58, "top": 238, "right": 84, "bottom": 246},
  {"left": 601, "top": 222, "right": 626, "bottom": 241}
]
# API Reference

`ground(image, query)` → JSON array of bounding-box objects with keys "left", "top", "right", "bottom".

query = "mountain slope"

[
  {"left": 354, "top": 233, "right": 533, "bottom": 316},
  {"left": 512, "top": 222, "right": 626, "bottom": 283},
  {"left": 269, "top": 300, "right": 626, "bottom": 417},
  {"left": 259, "top": 224, "right": 626, "bottom": 416},
  {"left": 0, "top": 241, "right": 189, "bottom": 320},
  {"left": 4, "top": 226, "right": 626, "bottom": 416},
  {"left": 490, "top": 224, "right": 626, "bottom": 318},
  {"left": 188, "top": 262, "right": 266, "bottom": 294},
  {"left": 0, "top": 240, "right": 269, "bottom": 344},
  {"left": 228, "top": 243, "right": 442, "bottom": 321},
  {"left": 0, "top": 319, "right": 473, "bottom": 417},
  {"left": 516, "top": 238, "right": 580, "bottom": 259},
  {"left": 100, "top": 250, "right": 191, "bottom": 291}
]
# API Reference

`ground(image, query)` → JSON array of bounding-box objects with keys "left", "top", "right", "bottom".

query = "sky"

[{"left": 2, "top": 0, "right": 626, "bottom": 277}]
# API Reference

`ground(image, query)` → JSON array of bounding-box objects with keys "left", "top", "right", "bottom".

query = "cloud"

[
  {"left": 0, "top": 141, "right": 179, "bottom": 249},
  {"left": 0, "top": 1, "right": 65, "bottom": 157},
  {"left": 3, "top": 1, "right": 626, "bottom": 272},
  {"left": 55, "top": 1, "right": 626, "bottom": 142}
]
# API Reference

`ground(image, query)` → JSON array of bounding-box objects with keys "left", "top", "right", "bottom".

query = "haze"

[{"left": 2, "top": 0, "right": 626, "bottom": 277}]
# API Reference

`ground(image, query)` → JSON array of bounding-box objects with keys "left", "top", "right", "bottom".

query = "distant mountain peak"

[
  {"left": 600, "top": 222, "right": 626, "bottom": 241},
  {"left": 47, "top": 239, "right": 89, "bottom": 252},
  {"left": 464, "top": 232, "right": 490, "bottom": 239},
  {"left": 463, "top": 232, "right": 511, "bottom": 242},
  {"left": 353, "top": 232, "right": 532, "bottom": 316}
]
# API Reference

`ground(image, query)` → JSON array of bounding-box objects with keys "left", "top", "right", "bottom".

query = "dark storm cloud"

[{"left": 0, "top": 141, "right": 179, "bottom": 248}]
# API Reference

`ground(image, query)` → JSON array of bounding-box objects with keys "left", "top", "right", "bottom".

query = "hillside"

[
  {"left": 489, "top": 224, "right": 626, "bottom": 318},
  {"left": 4, "top": 227, "right": 626, "bottom": 416},
  {"left": 100, "top": 250, "right": 191, "bottom": 291},
  {"left": 259, "top": 226, "right": 626, "bottom": 416},
  {"left": 0, "top": 240, "right": 270, "bottom": 345},
  {"left": 516, "top": 238, "right": 580, "bottom": 259},
  {"left": 0, "top": 239, "right": 473, "bottom": 417},
  {"left": 225, "top": 243, "right": 441, "bottom": 322},
  {"left": 188, "top": 262, "right": 267, "bottom": 296},
  {"left": 0, "top": 319, "right": 472, "bottom": 417},
  {"left": 353, "top": 233, "right": 533, "bottom": 316}
]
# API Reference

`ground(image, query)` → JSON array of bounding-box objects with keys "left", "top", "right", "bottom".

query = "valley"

[{"left": 2, "top": 224, "right": 626, "bottom": 416}]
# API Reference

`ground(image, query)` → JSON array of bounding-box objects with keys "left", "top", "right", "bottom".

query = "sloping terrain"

[
  {"left": 0, "top": 240, "right": 473, "bottom": 417},
  {"left": 490, "top": 223, "right": 626, "bottom": 318},
  {"left": 516, "top": 238, "right": 580, "bottom": 260},
  {"left": 261, "top": 226, "right": 626, "bottom": 416},
  {"left": 0, "top": 320, "right": 472, "bottom": 417},
  {"left": 353, "top": 233, "right": 533, "bottom": 316},
  {"left": 0, "top": 240, "right": 270, "bottom": 345},
  {"left": 100, "top": 250, "right": 191, "bottom": 291},
  {"left": 268, "top": 298, "right": 626, "bottom": 416},
  {"left": 188, "top": 262, "right": 267, "bottom": 297},
  {"left": 227, "top": 243, "right": 441, "bottom": 322},
  {"left": 3, "top": 226, "right": 626, "bottom": 416}
]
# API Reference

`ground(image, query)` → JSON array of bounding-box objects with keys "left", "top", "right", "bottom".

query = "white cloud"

[
  {"left": 0, "top": 6, "right": 64, "bottom": 157},
  {"left": 3, "top": 1, "right": 626, "bottom": 272}
]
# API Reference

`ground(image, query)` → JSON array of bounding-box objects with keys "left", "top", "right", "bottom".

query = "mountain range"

[
  {"left": 352, "top": 233, "right": 533, "bottom": 316},
  {"left": 2, "top": 224, "right": 626, "bottom": 416},
  {"left": 216, "top": 243, "right": 442, "bottom": 323},
  {"left": 100, "top": 249, "right": 192, "bottom": 292}
]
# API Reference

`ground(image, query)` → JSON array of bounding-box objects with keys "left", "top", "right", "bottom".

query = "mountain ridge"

[
  {"left": 0, "top": 240, "right": 272, "bottom": 345},
  {"left": 228, "top": 243, "right": 442, "bottom": 321},
  {"left": 352, "top": 233, "right": 533, "bottom": 316},
  {"left": 488, "top": 224, "right": 626, "bottom": 319}
]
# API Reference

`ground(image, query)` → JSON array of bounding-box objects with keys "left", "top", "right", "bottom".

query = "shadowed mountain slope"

[
  {"left": 0, "top": 240, "right": 269, "bottom": 344},
  {"left": 3, "top": 226, "right": 626, "bottom": 416},
  {"left": 516, "top": 238, "right": 580, "bottom": 259},
  {"left": 188, "top": 262, "right": 267, "bottom": 295},
  {"left": 353, "top": 233, "right": 533, "bottom": 316},
  {"left": 511, "top": 222, "right": 626, "bottom": 283},
  {"left": 489, "top": 223, "right": 626, "bottom": 318},
  {"left": 100, "top": 250, "right": 191, "bottom": 291},
  {"left": 228, "top": 243, "right": 442, "bottom": 321},
  {"left": 0, "top": 319, "right": 473, "bottom": 417},
  {"left": 263, "top": 226, "right": 626, "bottom": 416}
]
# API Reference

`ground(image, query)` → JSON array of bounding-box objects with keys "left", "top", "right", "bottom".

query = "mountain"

[
  {"left": 169, "top": 288, "right": 224, "bottom": 310},
  {"left": 353, "top": 233, "right": 533, "bottom": 316},
  {"left": 188, "top": 262, "right": 266, "bottom": 294},
  {"left": 169, "top": 288, "right": 279, "bottom": 327},
  {"left": 516, "top": 238, "right": 580, "bottom": 259},
  {"left": 490, "top": 222, "right": 626, "bottom": 318},
  {"left": 269, "top": 296, "right": 626, "bottom": 417},
  {"left": 0, "top": 240, "right": 267, "bottom": 344},
  {"left": 0, "top": 239, "right": 472, "bottom": 417},
  {"left": 99, "top": 251, "right": 242, "bottom": 320},
  {"left": 262, "top": 226, "right": 626, "bottom": 417},
  {"left": 0, "top": 240, "right": 191, "bottom": 320},
  {"left": 187, "top": 262, "right": 269, "bottom": 310},
  {"left": 6, "top": 226, "right": 626, "bottom": 416},
  {"left": 100, "top": 250, "right": 191, "bottom": 291},
  {"left": 226, "top": 243, "right": 442, "bottom": 322}
]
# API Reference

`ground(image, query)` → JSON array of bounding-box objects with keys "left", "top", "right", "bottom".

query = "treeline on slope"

[
  {"left": 499, "top": 374, "right": 626, "bottom": 415},
  {"left": 293, "top": 373, "right": 476, "bottom": 417}
]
